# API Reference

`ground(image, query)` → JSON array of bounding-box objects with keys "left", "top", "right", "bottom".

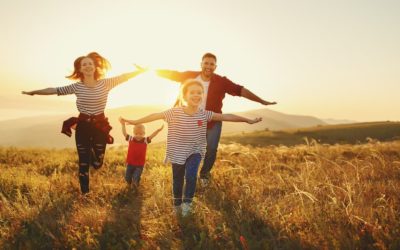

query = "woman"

[{"left": 22, "top": 52, "right": 146, "bottom": 194}]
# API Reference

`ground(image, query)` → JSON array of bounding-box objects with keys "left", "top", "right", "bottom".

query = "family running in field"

[{"left": 22, "top": 52, "right": 277, "bottom": 217}]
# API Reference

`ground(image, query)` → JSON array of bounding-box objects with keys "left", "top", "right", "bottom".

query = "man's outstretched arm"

[{"left": 240, "top": 88, "right": 277, "bottom": 106}]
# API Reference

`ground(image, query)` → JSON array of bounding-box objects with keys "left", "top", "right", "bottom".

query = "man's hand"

[{"left": 261, "top": 100, "right": 277, "bottom": 105}]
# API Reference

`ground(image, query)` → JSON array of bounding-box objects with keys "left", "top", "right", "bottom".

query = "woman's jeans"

[
  {"left": 172, "top": 153, "right": 202, "bottom": 206},
  {"left": 200, "top": 121, "right": 222, "bottom": 180},
  {"left": 75, "top": 121, "right": 107, "bottom": 194}
]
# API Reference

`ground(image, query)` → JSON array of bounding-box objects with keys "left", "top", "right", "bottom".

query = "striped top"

[
  {"left": 163, "top": 107, "right": 214, "bottom": 165},
  {"left": 56, "top": 75, "right": 129, "bottom": 115}
]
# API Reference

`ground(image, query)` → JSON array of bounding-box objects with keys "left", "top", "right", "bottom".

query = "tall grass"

[{"left": 0, "top": 141, "right": 399, "bottom": 249}]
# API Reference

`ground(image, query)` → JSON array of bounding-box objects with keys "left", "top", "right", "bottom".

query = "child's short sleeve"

[
  {"left": 163, "top": 108, "right": 175, "bottom": 123},
  {"left": 205, "top": 110, "right": 214, "bottom": 122}
]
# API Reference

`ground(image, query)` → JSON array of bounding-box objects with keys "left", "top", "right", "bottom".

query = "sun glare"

[{"left": 106, "top": 70, "right": 180, "bottom": 109}]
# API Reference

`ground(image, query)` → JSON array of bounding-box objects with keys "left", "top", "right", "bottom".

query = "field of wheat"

[{"left": 1, "top": 140, "right": 399, "bottom": 249}]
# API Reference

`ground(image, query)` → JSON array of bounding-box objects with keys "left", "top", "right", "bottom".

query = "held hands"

[
  {"left": 247, "top": 117, "right": 262, "bottom": 124},
  {"left": 119, "top": 116, "right": 137, "bottom": 125},
  {"left": 119, "top": 117, "right": 126, "bottom": 125}
]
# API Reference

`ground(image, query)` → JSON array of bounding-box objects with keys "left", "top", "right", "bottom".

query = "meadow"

[{"left": 0, "top": 138, "right": 399, "bottom": 249}]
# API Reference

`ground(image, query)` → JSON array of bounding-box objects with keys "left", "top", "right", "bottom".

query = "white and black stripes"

[
  {"left": 56, "top": 75, "right": 127, "bottom": 115},
  {"left": 163, "top": 107, "right": 213, "bottom": 165}
]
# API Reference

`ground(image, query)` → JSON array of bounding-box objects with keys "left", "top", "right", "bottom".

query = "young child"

[
  {"left": 120, "top": 79, "right": 262, "bottom": 216},
  {"left": 119, "top": 117, "right": 163, "bottom": 188}
]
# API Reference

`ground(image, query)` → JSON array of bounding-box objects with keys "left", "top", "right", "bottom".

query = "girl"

[
  {"left": 120, "top": 79, "right": 261, "bottom": 216},
  {"left": 22, "top": 52, "right": 146, "bottom": 194}
]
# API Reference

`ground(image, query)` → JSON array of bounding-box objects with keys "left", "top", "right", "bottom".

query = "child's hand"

[
  {"left": 247, "top": 117, "right": 262, "bottom": 124},
  {"left": 158, "top": 124, "right": 165, "bottom": 131},
  {"left": 119, "top": 117, "right": 126, "bottom": 124}
]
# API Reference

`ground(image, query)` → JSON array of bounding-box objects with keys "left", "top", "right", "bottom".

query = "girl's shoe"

[{"left": 181, "top": 202, "right": 192, "bottom": 217}]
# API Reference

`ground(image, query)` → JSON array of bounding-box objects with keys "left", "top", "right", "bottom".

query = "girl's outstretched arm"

[
  {"left": 22, "top": 88, "right": 57, "bottom": 95},
  {"left": 120, "top": 112, "right": 165, "bottom": 125},
  {"left": 212, "top": 113, "right": 262, "bottom": 124}
]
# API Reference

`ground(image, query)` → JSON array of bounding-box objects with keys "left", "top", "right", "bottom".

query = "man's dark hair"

[{"left": 202, "top": 53, "right": 217, "bottom": 62}]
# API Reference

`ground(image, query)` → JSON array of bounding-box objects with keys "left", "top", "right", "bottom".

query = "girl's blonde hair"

[{"left": 174, "top": 79, "right": 204, "bottom": 107}]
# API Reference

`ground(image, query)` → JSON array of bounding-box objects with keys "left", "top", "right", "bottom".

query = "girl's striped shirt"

[
  {"left": 163, "top": 107, "right": 214, "bottom": 165},
  {"left": 56, "top": 75, "right": 129, "bottom": 115}
]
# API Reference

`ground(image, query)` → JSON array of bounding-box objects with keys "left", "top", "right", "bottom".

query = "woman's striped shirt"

[
  {"left": 163, "top": 107, "right": 214, "bottom": 165},
  {"left": 56, "top": 75, "right": 129, "bottom": 115}
]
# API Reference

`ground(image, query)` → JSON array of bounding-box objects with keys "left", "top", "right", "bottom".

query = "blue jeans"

[
  {"left": 199, "top": 121, "right": 222, "bottom": 179},
  {"left": 125, "top": 165, "right": 144, "bottom": 185},
  {"left": 172, "top": 153, "right": 202, "bottom": 206}
]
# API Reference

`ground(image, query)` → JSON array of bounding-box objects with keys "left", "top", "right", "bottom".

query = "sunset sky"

[{"left": 1, "top": 0, "right": 399, "bottom": 122}]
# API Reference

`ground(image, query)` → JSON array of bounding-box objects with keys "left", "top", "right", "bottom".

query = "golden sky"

[{"left": 1, "top": 0, "right": 399, "bottom": 121}]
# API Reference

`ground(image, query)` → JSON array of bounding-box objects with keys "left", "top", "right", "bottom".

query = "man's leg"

[{"left": 199, "top": 121, "right": 222, "bottom": 180}]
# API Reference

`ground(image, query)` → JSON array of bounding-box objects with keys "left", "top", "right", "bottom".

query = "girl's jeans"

[{"left": 172, "top": 153, "right": 202, "bottom": 206}]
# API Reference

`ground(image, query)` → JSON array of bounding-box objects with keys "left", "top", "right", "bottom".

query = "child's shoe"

[{"left": 173, "top": 204, "right": 182, "bottom": 215}]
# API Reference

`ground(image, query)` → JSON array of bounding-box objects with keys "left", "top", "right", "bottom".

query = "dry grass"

[{"left": 0, "top": 141, "right": 399, "bottom": 249}]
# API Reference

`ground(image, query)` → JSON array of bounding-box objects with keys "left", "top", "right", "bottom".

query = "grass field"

[
  {"left": 1, "top": 138, "right": 400, "bottom": 249},
  {"left": 221, "top": 121, "right": 400, "bottom": 147}
]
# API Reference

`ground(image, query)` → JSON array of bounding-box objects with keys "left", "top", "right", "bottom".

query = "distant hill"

[
  {"left": 0, "top": 105, "right": 327, "bottom": 148},
  {"left": 322, "top": 118, "right": 358, "bottom": 125},
  {"left": 220, "top": 121, "right": 400, "bottom": 147}
]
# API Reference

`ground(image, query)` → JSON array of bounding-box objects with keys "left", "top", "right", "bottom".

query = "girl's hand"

[
  {"left": 247, "top": 117, "right": 262, "bottom": 124},
  {"left": 22, "top": 91, "right": 34, "bottom": 96}
]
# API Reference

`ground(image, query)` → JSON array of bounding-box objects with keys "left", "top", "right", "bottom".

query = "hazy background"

[{"left": 1, "top": 0, "right": 399, "bottom": 122}]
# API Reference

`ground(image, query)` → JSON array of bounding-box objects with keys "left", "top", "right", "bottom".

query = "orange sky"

[{"left": 0, "top": 0, "right": 399, "bottom": 122}]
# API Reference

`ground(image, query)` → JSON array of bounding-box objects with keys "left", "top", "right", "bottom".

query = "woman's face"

[
  {"left": 184, "top": 84, "right": 204, "bottom": 107},
  {"left": 79, "top": 57, "right": 95, "bottom": 77}
]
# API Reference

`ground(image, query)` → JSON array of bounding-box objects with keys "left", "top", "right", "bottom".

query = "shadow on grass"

[
  {"left": 172, "top": 212, "right": 215, "bottom": 250},
  {"left": 6, "top": 193, "right": 76, "bottom": 249},
  {"left": 200, "top": 184, "right": 315, "bottom": 250},
  {"left": 97, "top": 188, "right": 143, "bottom": 250}
]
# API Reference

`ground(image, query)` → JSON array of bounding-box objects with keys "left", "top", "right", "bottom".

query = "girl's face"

[
  {"left": 184, "top": 84, "right": 204, "bottom": 107},
  {"left": 79, "top": 57, "right": 95, "bottom": 77}
]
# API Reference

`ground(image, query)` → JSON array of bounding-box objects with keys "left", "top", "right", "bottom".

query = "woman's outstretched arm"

[
  {"left": 21, "top": 88, "right": 57, "bottom": 95},
  {"left": 212, "top": 113, "right": 262, "bottom": 124}
]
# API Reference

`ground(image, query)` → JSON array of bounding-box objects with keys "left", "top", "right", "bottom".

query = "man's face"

[{"left": 200, "top": 57, "right": 217, "bottom": 78}]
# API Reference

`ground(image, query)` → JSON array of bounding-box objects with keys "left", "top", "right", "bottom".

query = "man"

[{"left": 156, "top": 53, "right": 277, "bottom": 187}]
